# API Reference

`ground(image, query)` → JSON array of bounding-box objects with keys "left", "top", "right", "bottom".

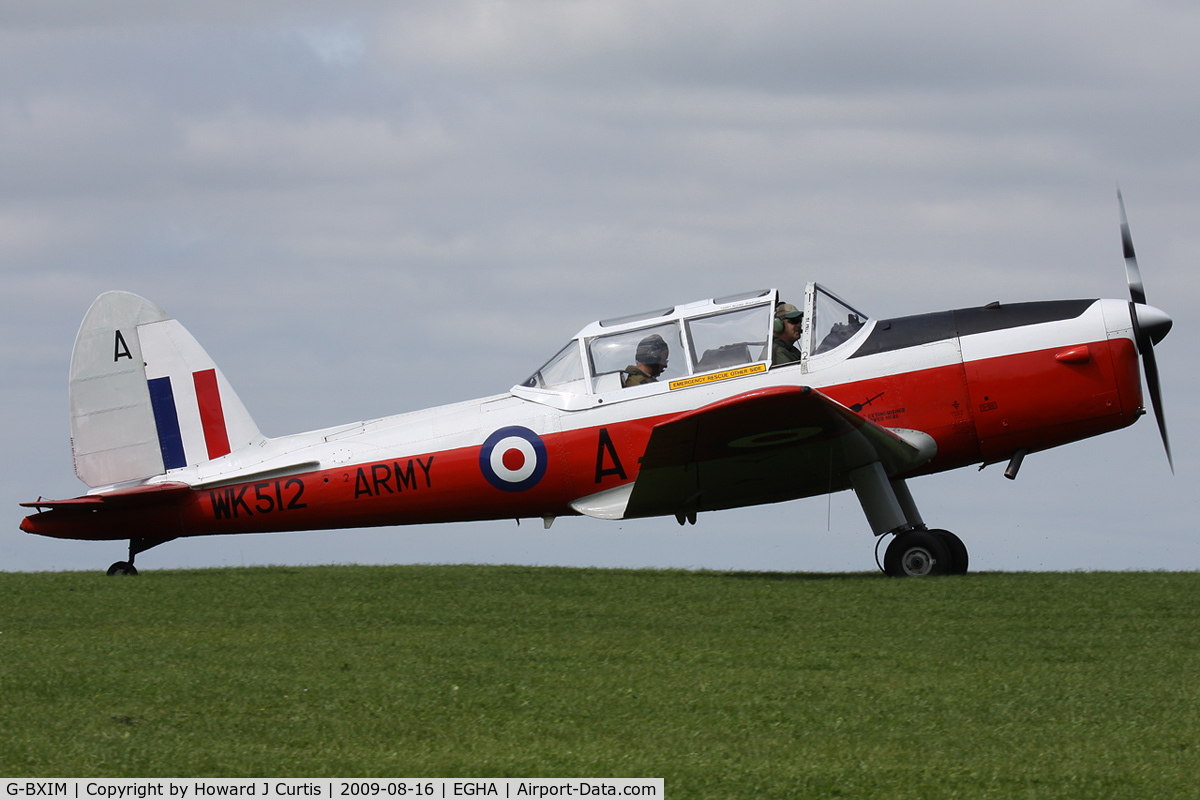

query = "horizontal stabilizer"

[{"left": 21, "top": 482, "right": 192, "bottom": 512}]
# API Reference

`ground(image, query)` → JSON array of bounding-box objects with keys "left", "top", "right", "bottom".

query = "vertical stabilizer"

[{"left": 70, "top": 292, "right": 264, "bottom": 487}]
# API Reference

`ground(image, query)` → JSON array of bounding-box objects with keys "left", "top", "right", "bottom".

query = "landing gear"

[
  {"left": 883, "top": 529, "right": 967, "bottom": 577},
  {"left": 932, "top": 529, "right": 968, "bottom": 575},
  {"left": 104, "top": 536, "right": 176, "bottom": 577},
  {"left": 849, "top": 461, "right": 969, "bottom": 577}
]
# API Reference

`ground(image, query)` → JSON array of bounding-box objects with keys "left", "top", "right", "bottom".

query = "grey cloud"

[{"left": 2, "top": 0, "right": 1196, "bottom": 573}]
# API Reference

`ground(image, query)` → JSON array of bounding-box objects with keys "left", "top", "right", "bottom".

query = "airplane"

[{"left": 21, "top": 193, "right": 1173, "bottom": 577}]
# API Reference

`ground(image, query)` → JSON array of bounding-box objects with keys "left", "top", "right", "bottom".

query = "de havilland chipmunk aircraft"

[{"left": 21, "top": 195, "right": 1173, "bottom": 577}]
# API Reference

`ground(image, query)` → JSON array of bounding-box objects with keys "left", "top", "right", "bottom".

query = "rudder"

[{"left": 70, "top": 291, "right": 263, "bottom": 487}]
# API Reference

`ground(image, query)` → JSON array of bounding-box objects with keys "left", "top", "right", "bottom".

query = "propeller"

[{"left": 1118, "top": 188, "right": 1173, "bottom": 472}]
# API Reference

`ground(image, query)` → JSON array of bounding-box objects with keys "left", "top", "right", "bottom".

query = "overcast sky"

[{"left": 4, "top": 1, "right": 1197, "bottom": 574}]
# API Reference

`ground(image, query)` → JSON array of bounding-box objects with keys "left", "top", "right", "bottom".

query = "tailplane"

[{"left": 70, "top": 291, "right": 264, "bottom": 487}]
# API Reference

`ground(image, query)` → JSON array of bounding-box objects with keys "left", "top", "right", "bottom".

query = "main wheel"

[
  {"left": 106, "top": 561, "right": 138, "bottom": 576},
  {"left": 932, "top": 529, "right": 968, "bottom": 575},
  {"left": 884, "top": 530, "right": 952, "bottom": 577}
]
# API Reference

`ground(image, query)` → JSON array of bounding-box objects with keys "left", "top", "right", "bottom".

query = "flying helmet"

[{"left": 636, "top": 334, "right": 669, "bottom": 367}]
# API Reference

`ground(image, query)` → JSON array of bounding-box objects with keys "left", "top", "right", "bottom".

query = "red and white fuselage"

[{"left": 22, "top": 284, "right": 1155, "bottom": 553}]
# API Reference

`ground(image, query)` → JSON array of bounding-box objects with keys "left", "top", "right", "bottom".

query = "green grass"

[{"left": 3, "top": 566, "right": 1200, "bottom": 797}]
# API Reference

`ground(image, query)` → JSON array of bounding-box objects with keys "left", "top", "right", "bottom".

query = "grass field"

[{"left": 2, "top": 566, "right": 1199, "bottom": 797}]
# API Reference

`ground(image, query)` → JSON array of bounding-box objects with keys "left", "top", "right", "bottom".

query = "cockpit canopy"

[
  {"left": 517, "top": 285, "right": 869, "bottom": 410},
  {"left": 811, "top": 285, "right": 868, "bottom": 355}
]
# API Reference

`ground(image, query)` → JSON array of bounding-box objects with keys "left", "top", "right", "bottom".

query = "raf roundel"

[{"left": 479, "top": 426, "right": 548, "bottom": 492}]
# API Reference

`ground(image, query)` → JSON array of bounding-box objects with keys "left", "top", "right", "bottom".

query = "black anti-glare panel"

[{"left": 850, "top": 299, "right": 1096, "bottom": 359}]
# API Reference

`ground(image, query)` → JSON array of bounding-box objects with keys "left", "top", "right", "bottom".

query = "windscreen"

[
  {"left": 812, "top": 289, "right": 868, "bottom": 355},
  {"left": 521, "top": 342, "right": 586, "bottom": 391}
]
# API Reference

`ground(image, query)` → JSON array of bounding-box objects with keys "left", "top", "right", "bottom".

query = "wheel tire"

[
  {"left": 106, "top": 561, "right": 138, "bottom": 576},
  {"left": 932, "top": 529, "right": 969, "bottom": 575},
  {"left": 884, "top": 530, "right": 952, "bottom": 577}
]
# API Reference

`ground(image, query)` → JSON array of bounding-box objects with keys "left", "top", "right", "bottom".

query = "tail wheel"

[
  {"left": 884, "top": 530, "right": 952, "bottom": 577},
  {"left": 106, "top": 561, "right": 138, "bottom": 576}
]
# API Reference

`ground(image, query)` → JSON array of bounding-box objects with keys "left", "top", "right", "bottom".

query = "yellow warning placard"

[{"left": 670, "top": 362, "right": 767, "bottom": 390}]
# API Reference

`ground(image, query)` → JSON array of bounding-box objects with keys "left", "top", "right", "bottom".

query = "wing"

[{"left": 570, "top": 386, "right": 935, "bottom": 521}]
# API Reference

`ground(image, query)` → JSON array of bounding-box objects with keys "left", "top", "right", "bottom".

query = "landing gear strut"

[{"left": 105, "top": 536, "right": 175, "bottom": 576}]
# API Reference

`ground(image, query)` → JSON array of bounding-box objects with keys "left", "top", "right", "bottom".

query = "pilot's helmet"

[{"left": 636, "top": 334, "right": 669, "bottom": 366}]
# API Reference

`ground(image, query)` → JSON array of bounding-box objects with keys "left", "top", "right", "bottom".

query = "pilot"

[
  {"left": 772, "top": 302, "right": 803, "bottom": 365},
  {"left": 622, "top": 334, "right": 669, "bottom": 387}
]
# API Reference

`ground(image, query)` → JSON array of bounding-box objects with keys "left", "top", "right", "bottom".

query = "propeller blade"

[
  {"left": 1140, "top": 339, "right": 1173, "bottom": 473},
  {"left": 1118, "top": 188, "right": 1172, "bottom": 472},
  {"left": 1118, "top": 188, "right": 1147, "bottom": 305}
]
